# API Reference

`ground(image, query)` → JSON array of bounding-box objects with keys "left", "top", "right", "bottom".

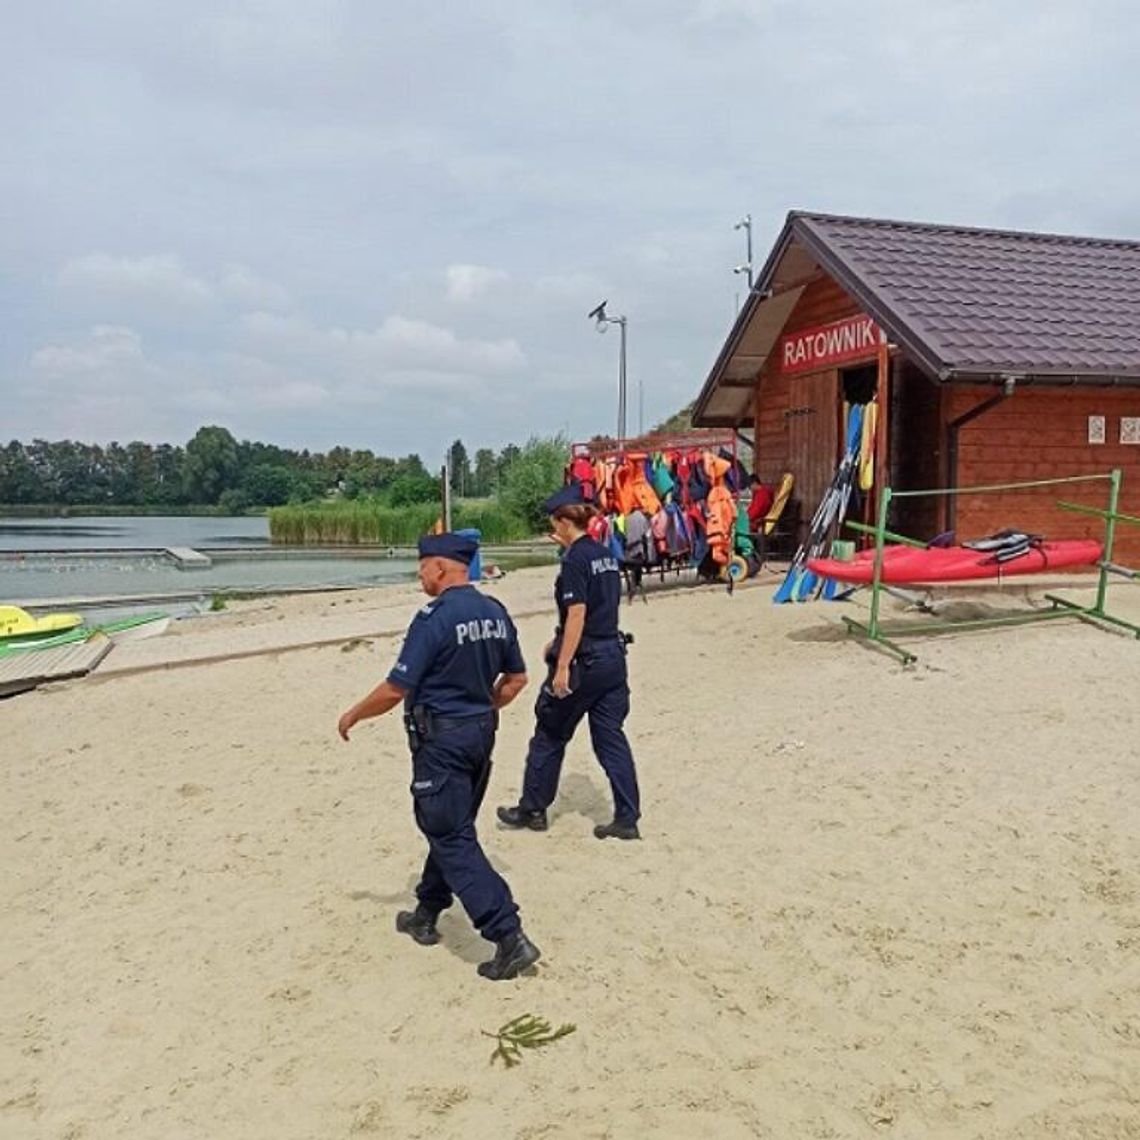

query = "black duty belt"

[
  {"left": 583, "top": 632, "right": 635, "bottom": 647},
  {"left": 407, "top": 706, "right": 495, "bottom": 742},
  {"left": 430, "top": 711, "right": 494, "bottom": 733},
  {"left": 565, "top": 632, "right": 634, "bottom": 646}
]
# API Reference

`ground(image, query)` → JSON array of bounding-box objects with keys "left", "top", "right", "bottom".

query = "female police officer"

[
  {"left": 338, "top": 532, "right": 541, "bottom": 981},
  {"left": 497, "top": 485, "right": 641, "bottom": 840}
]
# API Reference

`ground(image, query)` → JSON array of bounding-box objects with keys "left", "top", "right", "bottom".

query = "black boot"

[
  {"left": 477, "top": 930, "right": 541, "bottom": 981},
  {"left": 593, "top": 818, "right": 640, "bottom": 840},
  {"left": 496, "top": 804, "right": 549, "bottom": 831},
  {"left": 395, "top": 905, "right": 440, "bottom": 946}
]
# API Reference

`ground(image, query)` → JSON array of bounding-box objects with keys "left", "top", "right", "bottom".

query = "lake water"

[
  {"left": 0, "top": 515, "right": 270, "bottom": 551},
  {"left": 0, "top": 515, "right": 420, "bottom": 605}
]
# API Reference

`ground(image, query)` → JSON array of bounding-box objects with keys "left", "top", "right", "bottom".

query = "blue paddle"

[{"left": 781, "top": 405, "right": 864, "bottom": 603}]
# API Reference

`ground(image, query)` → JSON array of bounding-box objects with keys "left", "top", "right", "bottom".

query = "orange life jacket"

[
  {"left": 612, "top": 459, "right": 638, "bottom": 515},
  {"left": 704, "top": 484, "right": 737, "bottom": 565},
  {"left": 625, "top": 453, "right": 662, "bottom": 516},
  {"left": 703, "top": 451, "right": 732, "bottom": 487}
]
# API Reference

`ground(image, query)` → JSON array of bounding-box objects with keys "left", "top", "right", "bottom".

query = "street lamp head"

[
  {"left": 587, "top": 300, "right": 608, "bottom": 322},
  {"left": 734, "top": 214, "right": 751, "bottom": 231},
  {"left": 733, "top": 263, "right": 752, "bottom": 276}
]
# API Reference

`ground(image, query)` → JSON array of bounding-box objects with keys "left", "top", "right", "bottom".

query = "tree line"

[
  {"left": 445, "top": 439, "right": 521, "bottom": 499},
  {"left": 0, "top": 427, "right": 550, "bottom": 515}
]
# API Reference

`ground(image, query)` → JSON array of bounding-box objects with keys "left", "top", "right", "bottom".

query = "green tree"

[
  {"left": 124, "top": 441, "right": 157, "bottom": 503},
  {"left": 398, "top": 453, "right": 429, "bottom": 478},
  {"left": 183, "top": 426, "right": 240, "bottom": 504},
  {"left": 0, "top": 441, "right": 43, "bottom": 502},
  {"left": 498, "top": 435, "right": 568, "bottom": 532},
  {"left": 103, "top": 442, "right": 136, "bottom": 502},
  {"left": 649, "top": 401, "right": 695, "bottom": 435},
  {"left": 152, "top": 444, "right": 186, "bottom": 505},
  {"left": 473, "top": 447, "right": 497, "bottom": 496},
  {"left": 389, "top": 469, "right": 441, "bottom": 507},
  {"left": 241, "top": 463, "right": 296, "bottom": 506},
  {"left": 496, "top": 443, "right": 521, "bottom": 482},
  {"left": 448, "top": 439, "right": 471, "bottom": 496},
  {"left": 219, "top": 487, "right": 252, "bottom": 515}
]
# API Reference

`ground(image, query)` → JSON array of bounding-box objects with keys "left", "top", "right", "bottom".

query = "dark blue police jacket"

[
  {"left": 557, "top": 535, "right": 622, "bottom": 639},
  {"left": 388, "top": 584, "right": 525, "bottom": 717}
]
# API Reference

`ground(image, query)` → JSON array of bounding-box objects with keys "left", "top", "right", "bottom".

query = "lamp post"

[
  {"left": 733, "top": 213, "right": 753, "bottom": 289},
  {"left": 587, "top": 300, "right": 628, "bottom": 441}
]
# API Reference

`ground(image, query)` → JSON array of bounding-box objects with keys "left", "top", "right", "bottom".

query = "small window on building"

[{"left": 1121, "top": 417, "right": 1140, "bottom": 445}]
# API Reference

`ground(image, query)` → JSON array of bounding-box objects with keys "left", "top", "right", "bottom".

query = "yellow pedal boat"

[{"left": 0, "top": 604, "right": 85, "bottom": 642}]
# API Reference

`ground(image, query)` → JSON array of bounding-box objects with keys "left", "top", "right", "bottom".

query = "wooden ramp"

[
  {"left": 0, "top": 634, "right": 113, "bottom": 698},
  {"left": 165, "top": 547, "right": 212, "bottom": 568}
]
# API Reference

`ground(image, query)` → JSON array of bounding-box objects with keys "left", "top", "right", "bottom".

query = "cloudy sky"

[{"left": 5, "top": 0, "right": 1136, "bottom": 461}]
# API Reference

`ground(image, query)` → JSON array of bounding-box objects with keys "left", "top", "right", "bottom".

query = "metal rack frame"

[{"left": 838, "top": 469, "right": 1139, "bottom": 665}]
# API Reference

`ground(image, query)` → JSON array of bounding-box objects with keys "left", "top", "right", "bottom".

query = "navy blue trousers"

[
  {"left": 520, "top": 641, "right": 640, "bottom": 823},
  {"left": 410, "top": 714, "right": 520, "bottom": 942}
]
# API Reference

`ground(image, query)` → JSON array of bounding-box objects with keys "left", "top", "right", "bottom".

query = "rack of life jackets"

[{"left": 564, "top": 434, "right": 754, "bottom": 595}]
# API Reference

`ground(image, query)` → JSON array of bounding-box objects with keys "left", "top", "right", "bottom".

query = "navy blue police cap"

[
  {"left": 417, "top": 532, "right": 477, "bottom": 565},
  {"left": 541, "top": 483, "right": 587, "bottom": 515}
]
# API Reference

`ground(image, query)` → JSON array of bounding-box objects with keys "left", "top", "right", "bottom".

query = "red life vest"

[{"left": 570, "top": 455, "right": 596, "bottom": 501}]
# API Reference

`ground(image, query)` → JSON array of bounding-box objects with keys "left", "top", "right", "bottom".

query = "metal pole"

[
  {"left": 745, "top": 217, "right": 753, "bottom": 289},
  {"left": 638, "top": 378, "right": 644, "bottom": 436},
  {"left": 868, "top": 486, "right": 892, "bottom": 639},
  {"left": 733, "top": 214, "right": 754, "bottom": 291},
  {"left": 1095, "top": 467, "right": 1122, "bottom": 615},
  {"left": 618, "top": 316, "right": 627, "bottom": 441},
  {"left": 891, "top": 472, "right": 1112, "bottom": 499},
  {"left": 441, "top": 462, "right": 451, "bottom": 531}
]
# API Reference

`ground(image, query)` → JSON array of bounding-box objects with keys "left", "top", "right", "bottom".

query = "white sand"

[{"left": 3, "top": 569, "right": 1139, "bottom": 1139}]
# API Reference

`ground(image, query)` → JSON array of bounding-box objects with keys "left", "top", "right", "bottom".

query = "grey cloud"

[
  {"left": 59, "top": 255, "right": 213, "bottom": 307},
  {"left": 5, "top": 1, "right": 1138, "bottom": 458},
  {"left": 237, "top": 312, "right": 527, "bottom": 381},
  {"left": 219, "top": 265, "right": 292, "bottom": 311},
  {"left": 446, "top": 265, "right": 510, "bottom": 303},
  {"left": 30, "top": 324, "right": 146, "bottom": 376}
]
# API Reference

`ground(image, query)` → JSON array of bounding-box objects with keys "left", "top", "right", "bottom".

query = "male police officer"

[{"left": 337, "top": 532, "right": 540, "bottom": 981}]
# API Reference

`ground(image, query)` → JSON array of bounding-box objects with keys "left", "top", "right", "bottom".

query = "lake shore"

[
  {"left": 1, "top": 512, "right": 556, "bottom": 607},
  {"left": 4, "top": 569, "right": 1139, "bottom": 1138}
]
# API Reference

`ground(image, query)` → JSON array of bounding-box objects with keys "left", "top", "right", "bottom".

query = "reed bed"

[{"left": 268, "top": 500, "right": 533, "bottom": 546}]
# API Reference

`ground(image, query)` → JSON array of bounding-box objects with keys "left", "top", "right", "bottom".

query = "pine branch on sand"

[{"left": 483, "top": 1014, "right": 576, "bottom": 1068}]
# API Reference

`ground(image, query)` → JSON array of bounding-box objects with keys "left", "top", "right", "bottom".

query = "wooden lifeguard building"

[{"left": 692, "top": 212, "right": 1140, "bottom": 561}]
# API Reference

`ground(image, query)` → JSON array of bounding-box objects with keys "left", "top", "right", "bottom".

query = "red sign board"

[{"left": 777, "top": 314, "right": 883, "bottom": 375}]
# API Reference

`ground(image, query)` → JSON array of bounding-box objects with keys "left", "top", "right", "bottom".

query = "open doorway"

[
  {"left": 841, "top": 362, "right": 878, "bottom": 406},
  {"left": 836, "top": 362, "right": 879, "bottom": 533}
]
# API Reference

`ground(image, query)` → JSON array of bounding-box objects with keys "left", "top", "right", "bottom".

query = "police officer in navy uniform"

[
  {"left": 498, "top": 485, "right": 641, "bottom": 840},
  {"left": 338, "top": 532, "right": 541, "bottom": 981}
]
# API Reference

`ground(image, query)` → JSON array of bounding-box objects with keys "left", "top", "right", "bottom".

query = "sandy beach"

[{"left": 3, "top": 567, "right": 1139, "bottom": 1139}]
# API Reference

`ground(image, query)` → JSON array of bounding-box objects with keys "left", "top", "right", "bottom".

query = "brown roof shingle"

[
  {"left": 692, "top": 211, "right": 1140, "bottom": 428},
  {"left": 793, "top": 212, "right": 1140, "bottom": 381}
]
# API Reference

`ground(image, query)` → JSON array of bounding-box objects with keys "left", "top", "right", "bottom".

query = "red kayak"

[{"left": 807, "top": 539, "right": 1102, "bottom": 585}]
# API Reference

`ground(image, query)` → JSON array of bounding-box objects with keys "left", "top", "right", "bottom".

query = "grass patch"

[{"left": 267, "top": 500, "right": 535, "bottom": 546}]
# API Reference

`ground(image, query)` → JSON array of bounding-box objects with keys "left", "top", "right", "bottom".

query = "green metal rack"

[{"left": 838, "top": 469, "right": 1140, "bottom": 665}]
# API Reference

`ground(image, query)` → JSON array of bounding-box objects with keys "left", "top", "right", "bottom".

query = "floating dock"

[{"left": 164, "top": 547, "right": 212, "bottom": 568}]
